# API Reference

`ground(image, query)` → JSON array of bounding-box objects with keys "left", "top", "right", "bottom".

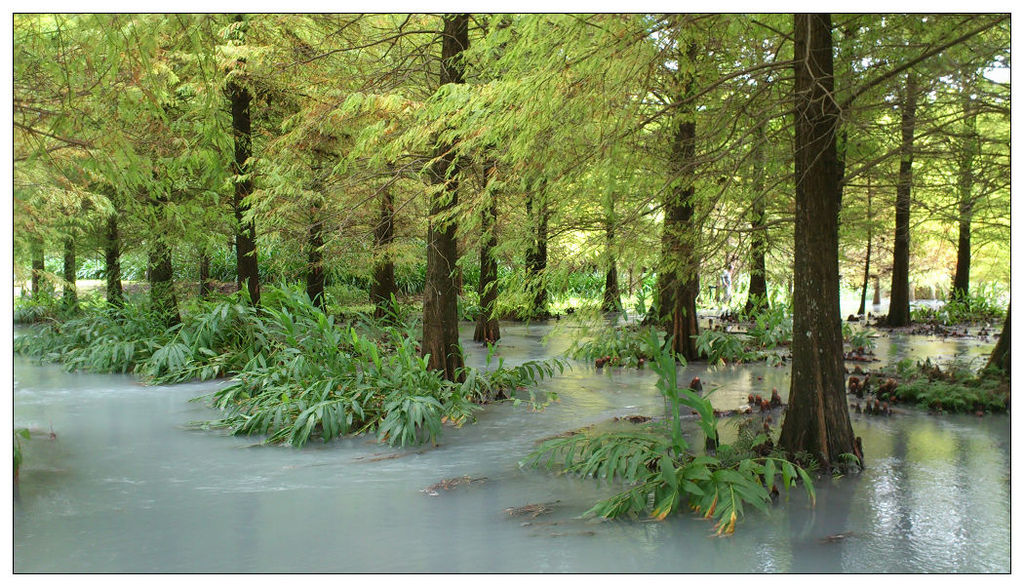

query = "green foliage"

[
  {"left": 842, "top": 323, "right": 877, "bottom": 351},
  {"left": 745, "top": 304, "right": 792, "bottom": 349},
  {"left": 878, "top": 358, "right": 1008, "bottom": 413},
  {"left": 526, "top": 332, "right": 814, "bottom": 534},
  {"left": 195, "top": 286, "right": 565, "bottom": 447},
  {"left": 14, "top": 292, "right": 68, "bottom": 324},
  {"left": 694, "top": 330, "right": 758, "bottom": 365},
  {"left": 568, "top": 324, "right": 662, "bottom": 368},
  {"left": 911, "top": 291, "right": 1006, "bottom": 325}
]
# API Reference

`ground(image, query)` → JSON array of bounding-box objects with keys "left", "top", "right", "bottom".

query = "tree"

[
  {"left": 473, "top": 159, "right": 501, "bottom": 342},
  {"left": 421, "top": 13, "right": 469, "bottom": 381},
  {"left": 778, "top": 13, "right": 857, "bottom": 469},
  {"left": 885, "top": 71, "right": 918, "bottom": 327},
  {"left": 986, "top": 304, "right": 1010, "bottom": 375},
  {"left": 225, "top": 14, "right": 261, "bottom": 306}
]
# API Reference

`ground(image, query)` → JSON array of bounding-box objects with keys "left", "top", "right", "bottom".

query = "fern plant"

[{"left": 526, "top": 332, "right": 815, "bottom": 534}]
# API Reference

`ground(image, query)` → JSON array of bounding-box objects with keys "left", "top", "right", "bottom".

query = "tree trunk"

[
  {"left": 657, "top": 39, "right": 701, "bottom": 361},
  {"left": 370, "top": 186, "right": 397, "bottom": 319},
  {"left": 886, "top": 72, "right": 917, "bottom": 327},
  {"left": 421, "top": 13, "right": 468, "bottom": 382},
  {"left": 778, "top": 13, "right": 857, "bottom": 470},
  {"left": 30, "top": 237, "right": 45, "bottom": 297},
  {"left": 227, "top": 17, "right": 260, "bottom": 307},
  {"left": 199, "top": 252, "right": 212, "bottom": 299},
  {"left": 745, "top": 125, "right": 768, "bottom": 314},
  {"left": 857, "top": 181, "right": 873, "bottom": 316},
  {"left": 873, "top": 275, "right": 881, "bottom": 306},
  {"left": 951, "top": 94, "right": 978, "bottom": 300},
  {"left": 306, "top": 197, "right": 326, "bottom": 311},
  {"left": 986, "top": 305, "right": 1010, "bottom": 375},
  {"left": 104, "top": 214, "right": 123, "bottom": 307},
  {"left": 525, "top": 181, "right": 550, "bottom": 319},
  {"left": 62, "top": 232, "right": 77, "bottom": 311},
  {"left": 149, "top": 244, "right": 180, "bottom": 327},
  {"left": 474, "top": 161, "right": 501, "bottom": 342},
  {"left": 601, "top": 196, "right": 621, "bottom": 312}
]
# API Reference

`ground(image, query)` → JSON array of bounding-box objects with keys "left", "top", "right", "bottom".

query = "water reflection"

[{"left": 13, "top": 322, "right": 1009, "bottom": 572}]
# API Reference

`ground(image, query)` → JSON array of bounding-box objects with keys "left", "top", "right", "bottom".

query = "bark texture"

[
  {"left": 149, "top": 244, "right": 180, "bottom": 326},
  {"left": 745, "top": 125, "right": 768, "bottom": 314},
  {"left": 778, "top": 13, "right": 857, "bottom": 470},
  {"left": 104, "top": 214, "right": 123, "bottom": 307},
  {"left": 474, "top": 160, "right": 501, "bottom": 342},
  {"left": 886, "top": 72, "right": 917, "bottom": 326},
  {"left": 951, "top": 94, "right": 978, "bottom": 300},
  {"left": 986, "top": 305, "right": 1010, "bottom": 375},
  {"left": 525, "top": 181, "right": 550, "bottom": 318},
  {"left": 62, "top": 232, "right": 77, "bottom": 310},
  {"left": 601, "top": 197, "right": 621, "bottom": 312},
  {"left": 421, "top": 13, "right": 469, "bottom": 381},
  {"left": 657, "top": 39, "right": 701, "bottom": 361},
  {"left": 227, "top": 17, "right": 260, "bottom": 307},
  {"left": 370, "top": 186, "right": 397, "bottom": 319}
]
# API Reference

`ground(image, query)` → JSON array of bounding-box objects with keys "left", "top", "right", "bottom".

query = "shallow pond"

[{"left": 13, "top": 321, "right": 1009, "bottom": 572}]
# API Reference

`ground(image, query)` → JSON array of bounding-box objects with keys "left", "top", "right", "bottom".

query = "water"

[{"left": 13, "top": 322, "right": 1010, "bottom": 572}]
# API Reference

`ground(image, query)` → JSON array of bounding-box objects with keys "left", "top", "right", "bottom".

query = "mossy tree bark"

[
  {"left": 421, "top": 13, "right": 468, "bottom": 382},
  {"left": 474, "top": 159, "right": 501, "bottom": 343},
  {"left": 778, "top": 13, "right": 857, "bottom": 470},
  {"left": 886, "top": 72, "right": 918, "bottom": 327}
]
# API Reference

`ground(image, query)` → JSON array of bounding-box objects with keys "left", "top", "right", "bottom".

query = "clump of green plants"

[
  {"left": 15, "top": 296, "right": 170, "bottom": 374},
  {"left": 568, "top": 323, "right": 662, "bottom": 368},
  {"left": 694, "top": 330, "right": 759, "bottom": 364},
  {"left": 745, "top": 303, "right": 792, "bottom": 349},
  {"left": 842, "top": 323, "right": 877, "bottom": 351},
  {"left": 878, "top": 357, "right": 1008, "bottom": 413},
  {"left": 196, "top": 286, "right": 566, "bottom": 448},
  {"left": 525, "top": 331, "right": 814, "bottom": 535},
  {"left": 910, "top": 292, "right": 1006, "bottom": 326}
]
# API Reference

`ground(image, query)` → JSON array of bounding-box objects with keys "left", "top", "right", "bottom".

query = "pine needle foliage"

[{"left": 526, "top": 331, "right": 814, "bottom": 535}]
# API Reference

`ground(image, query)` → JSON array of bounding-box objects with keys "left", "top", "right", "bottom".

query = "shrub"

[{"left": 526, "top": 331, "right": 815, "bottom": 534}]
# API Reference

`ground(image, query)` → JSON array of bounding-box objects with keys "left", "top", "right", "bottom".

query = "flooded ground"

[{"left": 13, "top": 320, "right": 1010, "bottom": 572}]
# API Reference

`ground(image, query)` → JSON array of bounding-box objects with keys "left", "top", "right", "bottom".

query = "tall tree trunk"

[
  {"left": 657, "top": 39, "right": 701, "bottom": 361},
  {"left": 779, "top": 13, "right": 857, "bottom": 470},
  {"left": 951, "top": 93, "right": 978, "bottom": 300},
  {"left": 745, "top": 125, "right": 768, "bottom": 314},
  {"left": 227, "top": 15, "right": 260, "bottom": 307},
  {"left": 886, "top": 72, "right": 918, "bottom": 327},
  {"left": 306, "top": 196, "right": 326, "bottom": 311},
  {"left": 30, "top": 237, "right": 45, "bottom": 297},
  {"left": 104, "top": 214, "right": 123, "bottom": 307},
  {"left": 986, "top": 305, "right": 1010, "bottom": 375},
  {"left": 474, "top": 160, "right": 501, "bottom": 342},
  {"left": 370, "top": 185, "right": 397, "bottom": 318},
  {"left": 601, "top": 196, "right": 621, "bottom": 312},
  {"left": 61, "top": 231, "right": 77, "bottom": 311},
  {"left": 421, "top": 13, "right": 468, "bottom": 382},
  {"left": 198, "top": 251, "right": 212, "bottom": 299},
  {"left": 525, "top": 181, "right": 550, "bottom": 318},
  {"left": 857, "top": 180, "right": 873, "bottom": 316}
]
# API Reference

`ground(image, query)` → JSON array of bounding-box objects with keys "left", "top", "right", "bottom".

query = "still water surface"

[{"left": 13, "top": 322, "right": 1009, "bottom": 572}]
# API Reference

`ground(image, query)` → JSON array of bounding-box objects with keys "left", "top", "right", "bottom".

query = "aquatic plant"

[
  {"left": 526, "top": 331, "right": 814, "bottom": 535},
  {"left": 910, "top": 291, "right": 1006, "bottom": 326},
  {"left": 694, "top": 330, "right": 758, "bottom": 364},
  {"left": 568, "top": 323, "right": 662, "bottom": 368},
  {"left": 746, "top": 304, "right": 792, "bottom": 349},
  {"left": 877, "top": 358, "right": 1008, "bottom": 413},
  {"left": 196, "top": 286, "right": 565, "bottom": 447}
]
